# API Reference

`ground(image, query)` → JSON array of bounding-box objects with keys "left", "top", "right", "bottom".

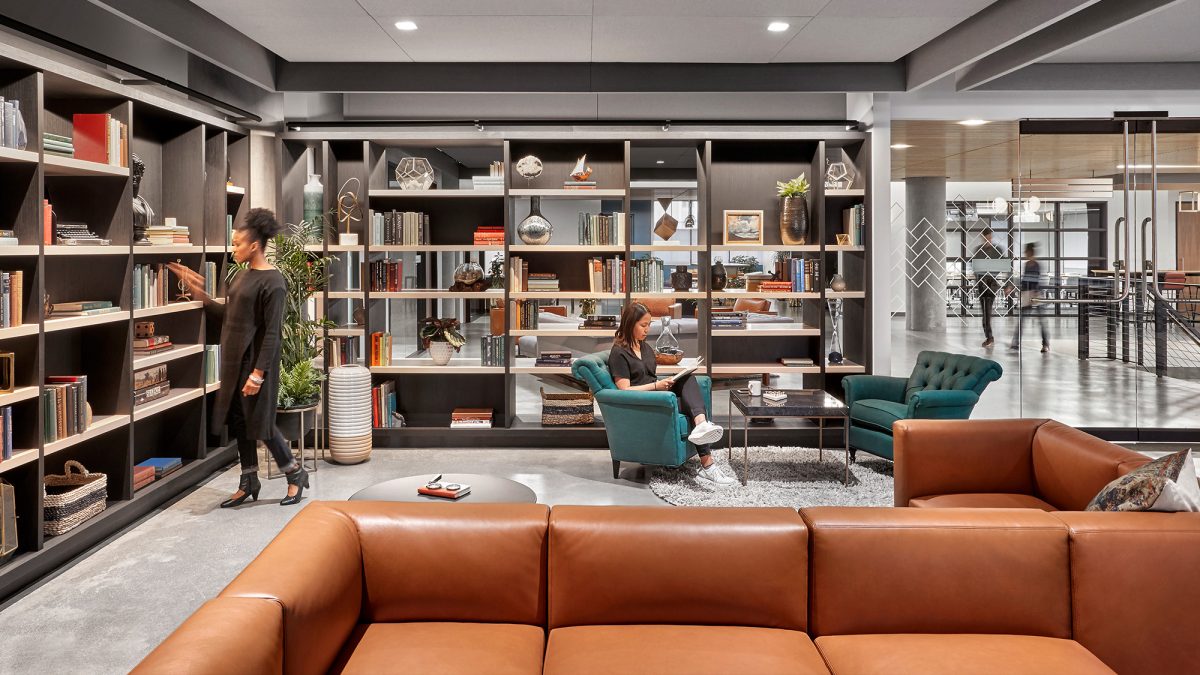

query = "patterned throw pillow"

[{"left": 1087, "top": 449, "right": 1200, "bottom": 512}]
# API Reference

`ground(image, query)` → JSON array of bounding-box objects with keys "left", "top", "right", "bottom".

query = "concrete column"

[{"left": 905, "top": 176, "right": 947, "bottom": 332}]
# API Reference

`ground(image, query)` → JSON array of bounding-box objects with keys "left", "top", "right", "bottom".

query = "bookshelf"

[{"left": 0, "top": 60, "right": 245, "bottom": 600}]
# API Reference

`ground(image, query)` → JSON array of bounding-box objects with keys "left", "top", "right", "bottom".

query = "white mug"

[{"left": 748, "top": 380, "right": 762, "bottom": 396}]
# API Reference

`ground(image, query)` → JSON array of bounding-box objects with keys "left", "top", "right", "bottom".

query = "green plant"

[
  {"left": 277, "top": 360, "right": 322, "bottom": 409},
  {"left": 776, "top": 173, "right": 810, "bottom": 197},
  {"left": 420, "top": 317, "right": 467, "bottom": 351}
]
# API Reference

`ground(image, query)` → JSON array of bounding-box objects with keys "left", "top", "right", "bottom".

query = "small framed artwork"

[
  {"left": 723, "top": 210, "right": 764, "bottom": 245},
  {"left": 835, "top": 233, "right": 852, "bottom": 246}
]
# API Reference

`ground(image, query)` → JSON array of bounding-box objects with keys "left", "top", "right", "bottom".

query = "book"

[
  {"left": 666, "top": 357, "right": 704, "bottom": 383},
  {"left": 50, "top": 300, "right": 112, "bottom": 312},
  {"left": 134, "top": 363, "right": 168, "bottom": 390},
  {"left": 133, "top": 335, "right": 171, "bottom": 348},
  {"left": 132, "top": 343, "right": 174, "bottom": 355},
  {"left": 133, "top": 465, "right": 156, "bottom": 491},
  {"left": 136, "top": 457, "right": 183, "bottom": 478},
  {"left": 72, "top": 113, "right": 111, "bottom": 164},
  {"left": 779, "top": 357, "right": 815, "bottom": 367},
  {"left": 417, "top": 483, "right": 472, "bottom": 499}
]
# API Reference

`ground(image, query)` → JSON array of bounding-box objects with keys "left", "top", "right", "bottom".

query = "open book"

[{"left": 666, "top": 356, "right": 704, "bottom": 384}]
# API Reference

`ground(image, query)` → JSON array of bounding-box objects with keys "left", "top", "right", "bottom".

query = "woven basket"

[
  {"left": 44, "top": 460, "right": 107, "bottom": 537},
  {"left": 540, "top": 388, "right": 595, "bottom": 426}
]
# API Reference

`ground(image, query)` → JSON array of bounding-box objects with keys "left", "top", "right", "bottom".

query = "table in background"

[
  {"left": 349, "top": 473, "right": 537, "bottom": 503},
  {"left": 727, "top": 389, "right": 849, "bottom": 486}
]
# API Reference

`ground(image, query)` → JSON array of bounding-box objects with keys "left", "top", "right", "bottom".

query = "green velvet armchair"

[
  {"left": 572, "top": 351, "right": 712, "bottom": 479},
  {"left": 843, "top": 350, "right": 1002, "bottom": 462}
]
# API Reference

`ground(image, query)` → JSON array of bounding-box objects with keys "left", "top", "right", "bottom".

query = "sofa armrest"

[
  {"left": 893, "top": 419, "right": 1046, "bottom": 507},
  {"left": 132, "top": 597, "right": 282, "bottom": 675},
  {"left": 843, "top": 374, "right": 906, "bottom": 407},
  {"left": 906, "top": 389, "right": 979, "bottom": 418},
  {"left": 595, "top": 388, "right": 680, "bottom": 411}
]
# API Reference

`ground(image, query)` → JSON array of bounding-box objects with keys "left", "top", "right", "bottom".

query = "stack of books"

[
  {"left": 368, "top": 260, "right": 403, "bottom": 292},
  {"left": 582, "top": 314, "right": 617, "bottom": 329},
  {"left": 527, "top": 273, "right": 559, "bottom": 292},
  {"left": 515, "top": 300, "right": 538, "bottom": 330},
  {"left": 787, "top": 259, "right": 821, "bottom": 292},
  {"left": 711, "top": 312, "right": 748, "bottom": 330},
  {"left": 42, "top": 375, "right": 88, "bottom": 443},
  {"left": 133, "top": 263, "right": 173, "bottom": 309},
  {"left": 587, "top": 256, "right": 624, "bottom": 293},
  {"left": 372, "top": 380, "right": 398, "bottom": 428},
  {"left": 134, "top": 364, "right": 170, "bottom": 407},
  {"left": 472, "top": 175, "right": 504, "bottom": 192},
  {"left": 630, "top": 258, "right": 664, "bottom": 293},
  {"left": 368, "top": 209, "right": 429, "bottom": 246},
  {"left": 145, "top": 219, "right": 191, "bottom": 245},
  {"left": 760, "top": 280, "right": 793, "bottom": 294},
  {"left": 577, "top": 212, "right": 625, "bottom": 245},
  {"left": 204, "top": 345, "right": 219, "bottom": 385},
  {"left": 135, "top": 457, "right": 182, "bottom": 481},
  {"left": 50, "top": 300, "right": 119, "bottom": 317},
  {"left": 133, "top": 463, "right": 156, "bottom": 491},
  {"left": 473, "top": 225, "right": 505, "bottom": 246},
  {"left": 779, "top": 357, "right": 815, "bottom": 367},
  {"left": 0, "top": 99, "right": 25, "bottom": 150},
  {"left": 842, "top": 204, "right": 866, "bottom": 246},
  {"left": 0, "top": 406, "right": 12, "bottom": 461},
  {"left": 43, "top": 132, "right": 73, "bottom": 158},
  {"left": 418, "top": 482, "right": 471, "bottom": 499},
  {"left": 450, "top": 408, "right": 492, "bottom": 429},
  {"left": 0, "top": 229, "right": 16, "bottom": 246},
  {"left": 536, "top": 350, "right": 572, "bottom": 367},
  {"left": 326, "top": 335, "right": 359, "bottom": 367},
  {"left": 134, "top": 333, "right": 173, "bottom": 356},
  {"left": 369, "top": 332, "right": 393, "bottom": 367},
  {"left": 72, "top": 113, "right": 128, "bottom": 168},
  {"left": 202, "top": 261, "right": 218, "bottom": 298},
  {"left": 0, "top": 270, "right": 23, "bottom": 327},
  {"left": 480, "top": 334, "right": 505, "bottom": 366},
  {"left": 55, "top": 221, "right": 109, "bottom": 246}
]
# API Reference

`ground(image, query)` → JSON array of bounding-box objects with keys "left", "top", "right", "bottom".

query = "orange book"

[
  {"left": 417, "top": 484, "right": 471, "bottom": 500},
  {"left": 43, "top": 199, "right": 52, "bottom": 245}
]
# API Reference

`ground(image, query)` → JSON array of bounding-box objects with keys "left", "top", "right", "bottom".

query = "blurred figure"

[
  {"left": 1011, "top": 242, "right": 1050, "bottom": 353},
  {"left": 973, "top": 227, "right": 1004, "bottom": 348}
]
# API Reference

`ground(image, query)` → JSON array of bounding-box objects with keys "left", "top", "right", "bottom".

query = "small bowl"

[{"left": 655, "top": 351, "right": 684, "bottom": 366}]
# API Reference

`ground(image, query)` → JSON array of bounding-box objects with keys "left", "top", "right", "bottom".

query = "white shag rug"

[{"left": 648, "top": 446, "right": 894, "bottom": 508}]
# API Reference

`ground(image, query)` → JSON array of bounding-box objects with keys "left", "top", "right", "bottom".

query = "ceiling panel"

[
  {"left": 592, "top": 16, "right": 810, "bottom": 62},
  {"left": 819, "top": 0, "right": 996, "bottom": 18},
  {"left": 773, "top": 17, "right": 962, "bottom": 62},
  {"left": 1043, "top": 0, "right": 1200, "bottom": 63},
  {"left": 357, "top": 0, "right": 591, "bottom": 16},
  {"left": 375, "top": 15, "right": 595, "bottom": 61},
  {"left": 594, "top": 0, "right": 828, "bottom": 16}
]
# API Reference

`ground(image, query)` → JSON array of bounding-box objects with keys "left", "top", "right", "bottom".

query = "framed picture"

[{"left": 723, "top": 210, "right": 764, "bottom": 245}]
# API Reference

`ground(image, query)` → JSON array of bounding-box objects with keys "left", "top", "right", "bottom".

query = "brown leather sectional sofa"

[
  {"left": 894, "top": 418, "right": 1153, "bottom": 510},
  {"left": 134, "top": 501, "right": 1200, "bottom": 675}
]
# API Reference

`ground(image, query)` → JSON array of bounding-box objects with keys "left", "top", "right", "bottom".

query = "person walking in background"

[
  {"left": 973, "top": 227, "right": 1004, "bottom": 348},
  {"left": 169, "top": 208, "right": 311, "bottom": 507},
  {"left": 1011, "top": 242, "right": 1050, "bottom": 353}
]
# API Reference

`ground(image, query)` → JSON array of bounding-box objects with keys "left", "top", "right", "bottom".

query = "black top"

[
  {"left": 1020, "top": 259, "right": 1042, "bottom": 291},
  {"left": 609, "top": 342, "right": 657, "bottom": 386}
]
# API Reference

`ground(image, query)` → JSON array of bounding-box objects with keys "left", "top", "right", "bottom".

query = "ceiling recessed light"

[
  {"left": 891, "top": 143, "right": 913, "bottom": 149},
  {"left": 394, "top": 20, "right": 418, "bottom": 31},
  {"left": 767, "top": 21, "right": 790, "bottom": 32},
  {"left": 958, "top": 119, "right": 989, "bottom": 126},
  {"left": 656, "top": 160, "right": 665, "bottom": 164}
]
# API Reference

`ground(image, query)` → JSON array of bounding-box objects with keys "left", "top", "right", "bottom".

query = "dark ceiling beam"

[
  {"left": 973, "top": 62, "right": 1200, "bottom": 91},
  {"left": 275, "top": 61, "right": 905, "bottom": 94},
  {"left": 904, "top": 0, "right": 1099, "bottom": 92},
  {"left": 955, "top": 0, "right": 1187, "bottom": 91}
]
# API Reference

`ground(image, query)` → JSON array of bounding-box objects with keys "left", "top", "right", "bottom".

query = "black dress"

[{"left": 205, "top": 268, "right": 287, "bottom": 439}]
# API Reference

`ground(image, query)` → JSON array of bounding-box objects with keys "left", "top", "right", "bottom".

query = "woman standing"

[
  {"left": 169, "top": 208, "right": 310, "bottom": 507},
  {"left": 608, "top": 303, "right": 735, "bottom": 486}
]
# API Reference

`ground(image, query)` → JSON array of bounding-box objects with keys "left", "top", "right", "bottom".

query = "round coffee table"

[{"left": 349, "top": 473, "right": 538, "bottom": 503}]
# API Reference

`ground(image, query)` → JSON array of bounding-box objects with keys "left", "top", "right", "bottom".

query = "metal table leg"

[
  {"left": 726, "top": 393, "right": 732, "bottom": 463},
  {"left": 818, "top": 417, "right": 824, "bottom": 462},
  {"left": 843, "top": 416, "right": 850, "bottom": 486},
  {"left": 742, "top": 413, "right": 749, "bottom": 486}
]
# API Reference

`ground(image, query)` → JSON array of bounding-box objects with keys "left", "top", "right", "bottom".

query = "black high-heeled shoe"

[
  {"left": 280, "top": 467, "right": 309, "bottom": 506},
  {"left": 220, "top": 472, "right": 261, "bottom": 508}
]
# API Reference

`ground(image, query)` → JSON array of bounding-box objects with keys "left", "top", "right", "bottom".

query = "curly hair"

[{"left": 237, "top": 208, "right": 284, "bottom": 247}]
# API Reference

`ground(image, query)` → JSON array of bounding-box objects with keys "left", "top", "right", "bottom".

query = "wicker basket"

[
  {"left": 44, "top": 460, "right": 107, "bottom": 537},
  {"left": 540, "top": 388, "right": 595, "bottom": 426}
]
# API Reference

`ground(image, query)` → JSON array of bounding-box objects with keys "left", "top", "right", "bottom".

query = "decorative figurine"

[{"left": 132, "top": 153, "right": 154, "bottom": 246}]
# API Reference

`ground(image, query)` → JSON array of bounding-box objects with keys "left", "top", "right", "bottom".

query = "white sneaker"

[
  {"left": 697, "top": 464, "right": 736, "bottom": 486},
  {"left": 688, "top": 421, "right": 724, "bottom": 446}
]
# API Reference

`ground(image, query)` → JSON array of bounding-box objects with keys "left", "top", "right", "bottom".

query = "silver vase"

[{"left": 517, "top": 196, "right": 552, "bottom": 245}]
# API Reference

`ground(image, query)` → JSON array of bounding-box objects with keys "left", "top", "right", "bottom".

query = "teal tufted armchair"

[
  {"left": 572, "top": 351, "right": 712, "bottom": 479},
  {"left": 842, "top": 350, "right": 1002, "bottom": 462}
]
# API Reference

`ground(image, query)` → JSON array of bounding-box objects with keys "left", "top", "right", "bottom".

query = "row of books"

[
  {"left": 73, "top": 113, "right": 129, "bottom": 168},
  {"left": 369, "top": 209, "right": 429, "bottom": 246},
  {"left": 134, "top": 333, "right": 173, "bottom": 356},
  {"left": 480, "top": 334, "right": 506, "bottom": 366},
  {"left": 43, "top": 132, "right": 71, "bottom": 158},
  {"left": 0, "top": 407, "right": 12, "bottom": 461},
  {"left": 473, "top": 225, "right": 504, "bottom": 246},
  {"left": 842, "top": 205, "right": 866, "bottom": 246},
  {"left": 372, "top": 380, "right": 400, "bottom": 428},
  {"left": 0, "top": 270, "right": 24, "bottom": 328},
  {"left": 536, "top": 350, "right": 571, "bottom": 367},
  {"left": 133, "top": 263, "right": 174, "bottom": 310},
  {"left": 451, "top": 408, "right": 492, "bottom": 429},
  {"left": 369, "top": 332, "right": 394, "bottom": 367},
  {"left": 788, "top": 259, "right": 822, "bottom": 292},
  {"left": 0, "top": 98, "right": 26, "bottom": 151},
  {"left": 629, "top": 258, "right": 665, "bottom": 293},
  {"left": 587, "top": 256, "right": 624, "bottom": 293},
  {"left": 368, "top": 260, "right": 404, "bottom": 292},
  {"left": 202, "top": 261, "right": 218, "bottom": 298},
  {"left": 134, "top": 364, "right": 170, "bottom": 407},
  {"left": 42, "top": 375, "right": 88, "bottom": 443},
  {"left": 327, "top": 335, "right": 360, "bottom": 367},
  {"left": 204, "top": 346, "right": 219, "bottom": 386},
  {"left": 527, "top": 273, "right": 559, "bottom": 292},
  {"left": 514, "top": 300, "right": 539, "bottom": 330},
  {"left": 0, "top": 228, "right": 16, "bottom": 247},
  {"left": 50, "top": 300, "right": 119, "bottom": 317},
  {"left": 711, "top": 311, "right": 747, "bottom": 329},
  {"left": 582, "top": 314, "right": 617, "bottom": 329},
  {"left": 134, "top": 457, "right": 182, "bottom": 491},
  {"left": 577, "top": 212, "right": 626, "bottom": 246}
]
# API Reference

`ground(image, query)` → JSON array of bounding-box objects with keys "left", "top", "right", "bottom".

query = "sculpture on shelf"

[
  {"left": 670, "top": 265, "right": 693, "bottom": 292},
  {"left": 569, "top": 154, "right": 592, "bottom": 182},
  {"left": 827, "top": 299, "right": 844, "bottom": 364},
  {"left": 517, "top": 196, "right": 552, "bottom": 245},
  {"left": 174, "top": 259, "right": 193, "bottom": 301},
  {"left": 825, "top": 160, "right": 853, "bottom": 190},
  {"left": 654, "top": 317, "right": 683, "bottom": 365},
  {"left": 654, "top": 197, "right": 678, "bottom": 240},
  {"left": 449, "top": 261, "right": 487, "bottom": 292},
  {"left": 396, "top": 157, "right": 434, "bottom": 190},
  {"left": 132, "top": 153, "right": 154, "bottom": 246},
  {"left": 336, "top": 177, "right": 363, "bottom": 246},
  {"left": 711, "top": 260, "right": 728, "bottom": 291},
  {"left": 828, "top": 273, "right": 847, "bottom": 292},
  {"left": 776, "top": 173, "right": 810, "bottom": 246},
  {"left": 515, "top": 154, "right": 543, "bottom": 181}
]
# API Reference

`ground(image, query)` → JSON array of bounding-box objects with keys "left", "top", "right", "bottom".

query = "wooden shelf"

[
  {"left": 205, "top": 381, "right": 220, "bottom": 394},
  {"left": 511, "top": 359, "right": 573, "bottom": 374},
  {"left": 0, "top": 324, "right": 39, "bottom": 340},
  {"left": 328, "top": 328, "right": 366, "bottom": 336},
  {"left": 629, "top": 244, "right": 706, "bottom": 252},
  {"left": 133, "top": 387, "right": 205, "bottom": 422},
  {"left": 0, "top": 245, "right": 40, "bottom": 256},
  {"left": 372, "top": 244, "right": 504, "bottom": 252},
  {"left": 44, "top": 245, "right": 131, "bottom": 256},
  {"left": 0, "top": 448, "right": 39, "bottom": 472},
  {"left": 226, "top": 185, "right": 246, "bottom": 195},
  {"left": 44, "top": 414, "right": 129, "bottom": 456},
  {"left": 827, "top": 245, "right": 866, "bottom": 252},
  {"left": 826, "top": 291, "right": 866, "bottom": 299},
  {"left": 826, "top": 188, "right": 865, "bottom": 198},
  {"left": 0, "top": 146, "right": 39, "bottom": 164},
  {"left": 629, "top": 290, "right": 705, "bottom": 299},
  {"left": 711, "top": 290, "right": 819, "bottom": 300},
  {"left": 509, "top": 328, "right": 614, "bottom": 337},
  {"left": 712, "top": 245, "right": 821, "bottom": 252},
  {"left": 370, "top": 359, "right": 504, "bottom": 374},
  {"left": 327, "top": 244, "right": 364, "bottom": 252},
  {"left": 368, "top": 189, "right": 502, "bottom": 198},
  {"left": 510, "top": 291, "right": 623, "bottom": 300},
  {"left": 508, "top": 245, "right": 625, "bottom": 253},
  {"left": 326, "top": 291, "right": 365, "bottom": 299},
  {"left": 825, "top": 360, "right": 867, "bottom": 374},
  {"left": 44, "top": 311, "right": 128, "bottom": 332},
  {"left": 509, "top": 188, "right": 626, "bottom": 198},
  {"left": 0, "top": 386, "right": 40, "bottom": 407},
  {"left": 712, "top": 324, "right": 821, "bottom": 337},
  {"left": 371, "top": 290, "right": 502, "bottom": 299},
  {"left": 43, "top": 154, "right": 130, "bottom": 177},
  {"left": 133, "top": 344, "right": 204, "bottom": 370},
  {"left": 133, "top": 245, "right": 203, "bottom": 255},
  {"left": 712, "top": 364, "right": 822, "bottom": 375},
  {"left": 133, "top": 301, "right": 203, "bottom": 319}
]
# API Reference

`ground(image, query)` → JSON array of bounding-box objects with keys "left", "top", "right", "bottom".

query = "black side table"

[{"left": 727, "top": 390, "right": 850, "bottom": 486}]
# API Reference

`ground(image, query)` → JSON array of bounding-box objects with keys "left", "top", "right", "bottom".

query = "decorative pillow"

[{"left": 1086, "top": 449, "right": 1200, "bottom": 512}]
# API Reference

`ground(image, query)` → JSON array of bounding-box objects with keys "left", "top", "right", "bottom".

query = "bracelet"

[{"left": 248, "top": 374, "right": 264, "bottom": 385}]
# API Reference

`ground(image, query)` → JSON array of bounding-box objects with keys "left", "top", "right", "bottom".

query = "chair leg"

[
  {"left": 612, "top": 460, "right": 620, "bottom": 479},
  {"left": 849, "top": 449, "right": 856, "bottom": 463}
]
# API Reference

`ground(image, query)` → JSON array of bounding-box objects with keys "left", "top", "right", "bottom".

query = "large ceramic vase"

[
  {"left": 780, "top": 195, "right": 810, "bottom": 246},
  {"left": 327, "top": 365, "right": 372, "bottom": 464},
  {"left": 711, "top": 260, "right": 728, "bottom": 291},
  {"left": 517, "top": 196, "right": 553, "bottom": 245},
  {"left": 428, "top": 340, "right": 455, "bottom": 365},
  {"left": 303, "top": 173, "right": 324, "bottom": 227},
  {"left": 670, "top": 265, "right": 693, "bottom": 292}
]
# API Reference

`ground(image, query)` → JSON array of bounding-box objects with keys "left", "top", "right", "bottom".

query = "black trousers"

[
  {"left": 670, "top": 373, "right": 710, "bottom": 457},
  {"left": 1011, "top": 303, "right": 1049, "bottom": 348},
  {"left": 980, "top": 288, "right": 995, "bottom": 340},
  {"left": 227, "top": 390, "right": 295, "bottom": 474}
]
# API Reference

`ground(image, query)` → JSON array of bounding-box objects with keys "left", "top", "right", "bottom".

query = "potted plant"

[
  {"left": 420, "top": 317, "right": 466, "bottom": 366},
  {"left": 776, "top": 173, "right": 810, "bottom": 245}
]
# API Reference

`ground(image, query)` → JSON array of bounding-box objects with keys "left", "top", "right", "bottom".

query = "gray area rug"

[{"left": 649, "top": 446, "right": 894, "bottom": 508}]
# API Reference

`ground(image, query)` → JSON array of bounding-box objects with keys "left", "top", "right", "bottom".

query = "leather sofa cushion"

[
  {"left": 815, "top": 634, "right": 1114, "bottom": 675},
  {"left": 640, "top": 296, "right": 677, "bottom": 316},
  {"left": 910, "top": 493, "right": 1058, "bottom": 511},
  {"left": 733, "top": 298, "right": 771, "bottom": 313},
  {"left": 1057, "top": 512, "right": 1200, "bottom": 675},
  {"left": 329, "top": 623, "right": 545, "bottom": 675},
  {"left": 850, "top": 399, "right": 907, "bottom": 433},
  {"left": 1032, "top": 421, "right": 1150, "bottom": 510},
  {"left": 352, "top": 502, "right": 549, "bottom": 625},
  {"left": 549, "top": 506, "right": 808, "bottom": 631},
  {"left": 543, "top": 625, "right": 830, "bottom": 675},
  {"left": 803, "top": 507, "right": 1071, "bottom": 638}
]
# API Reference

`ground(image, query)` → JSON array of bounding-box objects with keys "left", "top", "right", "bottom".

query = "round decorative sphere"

[
  {"left": 518, "top": 213, "right": 553, "bottom": 245},
  {"left": 396, "top": 157, "right": 434, "bottom": 190},
  {"left": 453, "top": 261, "right": 484, "bottom": 285},
  {"left": 515, "top": 155, "right": 543, "bottom": 179},
  {"left": 829, "top": 274, "right": 847, "bottom": 292}
]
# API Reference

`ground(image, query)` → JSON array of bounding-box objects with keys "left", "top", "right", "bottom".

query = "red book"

[
  {"left": 73, "top": 114, "right": 112, "bottom": 164},
  {"left": 417, "top": 485, "right": 472, "bottom": 500}
]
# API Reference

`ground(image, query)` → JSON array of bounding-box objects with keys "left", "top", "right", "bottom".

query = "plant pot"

[
  {"left": 428, "top": 340, "right": 455, "bottom": 365},
  {"left": 276, "top": 403, "right": 317, "bottom": 442},
  {"left": 780, "top": 195, "right": 810, "bottom": 246}
]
